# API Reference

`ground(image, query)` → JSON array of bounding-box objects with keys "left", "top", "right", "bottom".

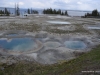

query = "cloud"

[
  {"left": 77, "top": 2, "right": 82, "bottom": 5},
  {"left": 0, "top": 0, "right": 100, "bottom": 11},
  {"left": 19, "top": 2, "right": 24, "bottom": 6}
]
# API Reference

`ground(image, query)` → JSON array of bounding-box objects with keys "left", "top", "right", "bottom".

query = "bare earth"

[{"left": 0, "top": 14, "right": 100, "bottom": 64}]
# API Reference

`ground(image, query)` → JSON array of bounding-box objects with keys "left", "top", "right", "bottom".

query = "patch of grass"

[
  {"left": 74, "top": 24, "right": 90, "bottom": 33},
  {"left": 45, "top": 24, "right": 90, "bottom": 34},
  {"left": 0, "top": 45, "right": 100, "bottom": 75}
]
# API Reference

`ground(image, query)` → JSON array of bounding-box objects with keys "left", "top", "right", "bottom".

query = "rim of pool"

[{"left": 0, "top": 37, "right": 43, "bottom": 54}]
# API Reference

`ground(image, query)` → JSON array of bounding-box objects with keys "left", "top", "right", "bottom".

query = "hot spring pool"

[
  {"left": 47, "top": 21, "right": 71, "bottom": 24},
  {"left": 88, "top": 26, "right": 100, "bottom": 29},
  {"left": 64, "top": 41, "right": 86, "bottom": 50},
  {"left": 0, "top": 38, "right": 37, "bottom": 51}
]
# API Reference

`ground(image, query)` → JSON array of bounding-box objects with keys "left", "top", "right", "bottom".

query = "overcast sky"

[{"left": 0, "top": 0, "right": 100, "bottom": 11}]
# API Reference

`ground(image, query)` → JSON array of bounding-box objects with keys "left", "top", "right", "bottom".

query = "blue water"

[
  {"left": 0, "top": 38, "right": 36, "bottom": 51},
  {"left": 64, "top": 41, "right": 86, "bottom": 50}
]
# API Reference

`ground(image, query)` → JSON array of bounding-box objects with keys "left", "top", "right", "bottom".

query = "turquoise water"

[
  {"left": 0, "top": 38, "right": 36, "bottom": 51},
  {"left": 64, "top": 41, "right": 86, "bottom": 50}
]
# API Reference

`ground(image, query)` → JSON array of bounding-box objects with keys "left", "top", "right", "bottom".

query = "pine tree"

[
  {"left": 43, "top": 9, "right": 45, "bottom": 14},
  {"left": 65, "top": 10, "right": 68, "bottom": 16},
  {"left": 4, "top": 8, "right": 7, "bottom": 15},
  {"left": 0, "top": 10, "right": 5, "bottom": 16},
  {"left": 61, "top": 12, "right": 64, "bottom": 15},
  {"left": 92, "top": 9, "right": 99, "bottom": 16},
  {"left": 15, "top": 3, "right": 17, "bottom": 16},
  {"left": 53, "top": 9, "right": 56, "bottom": 14},
  {"left": 15, "top": 3, "right": 20, "bottom": 16},
  {"left": 57, "top": 9, "right": 61, "bottom": 15},
  {"left": 31, "top": 8, "right": 33, "bottom": 14},
  {"left": 4, "top": 8, "right": 10, "bottom": 16},
  {"left": 16, "top": 3, "right": 20, "bottom": 16},
  {"left": 27, "top": 9, "right": 30, "bottom": 14},
  {"left": 43, "top": 8, "right": 69, "bottom": 15},
  {"left": 0, "top": 10, "right": 2, "bottom": 16}
]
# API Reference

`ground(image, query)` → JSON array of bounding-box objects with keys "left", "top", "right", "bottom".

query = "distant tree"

[
  {"left": 31, "top": 8, "right": 33, "bottom": 14},
  {"left": 15, "top": 3, "right": 20, "bottom": 16},
  {"left": 4, "top": 8, "right": 10, "bottom": 16},
  {"left": 17, "top": 4, "right": 20, "bottom": 16},
  {"left": 57, "top": 9, "right": 61, "bottom": 14},
  {"left": 4, "top": 8, "right": 7, "bottom": 15},
  {"left": 15, "top": 3, "right": 17, "bottom": 16},
  {"left": 53, "top": 9, "right": 57, "bottom": 14},
  {"left": 84, "top": 9, "right": 100, "bottom": 18},
  {"left": 32, "top": 10, "right": 38, "bottom": 14},
  {"left": 49, "top": 8, "right": 53, "bottom": 14},
  {"left": 61, "top": 12, "right": 64, "bottom": 15},
  {"left": 42, "top": 8, "right": 69, "bottom": 16},
  {"left": 92, "top": 9, "right": 99, "bottom": 16},
  {"left": 0, "top": 9, "right": 10, "bottom": 16},
  {"left": 84, "top": 13, "right": 87, "bottom": 17},
  {"left": 65, "top": 10, "right": 68, "bottom": 16},
  {"left": 6, "top": 11, "right": 10, "bottom": 16},
  {"left": 27, "top": 9, "right": 30, "bottom": 14},
  {"left": 43, "top": 9, "right": 46, "bottom": 14},
  {"left": 0, "top": 10, "right": 2, "bottom": 16},
  {"left": 2, "top": 10, "right": 4, "bottom": 15}
]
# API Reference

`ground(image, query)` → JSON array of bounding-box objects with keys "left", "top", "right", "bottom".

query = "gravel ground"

[{"left": 0, "top": 14, "right": 100, "bottom": 64}]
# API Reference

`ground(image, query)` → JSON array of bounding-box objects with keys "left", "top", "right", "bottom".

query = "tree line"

[
  {"left": 84, "top": 9, "right": 100, "bottom": 18},
  {"left": 0, "top": 8, "right": 10, "bottom": 16},
  {"left": 27, "top": 8, "right": 38, "bottom": 14},
  {"left": 43, "top": 8, "right": 68, "bottom": 16}
]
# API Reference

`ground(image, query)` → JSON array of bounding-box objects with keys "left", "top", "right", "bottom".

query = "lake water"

[
  {"left": 67, "top": 11, "right": 91, "bottom": 16},
  {"left": 0, "top": 38, "right": 37, "bottom": 51},
  {"left": 64, "top": 41, "right": 86, "bottom": 50}
]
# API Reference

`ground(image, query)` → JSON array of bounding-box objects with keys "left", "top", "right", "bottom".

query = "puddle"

[
  {"left": 48, "top": 16, "right": 71, "bottom": 19},
  {"left": 88, "top": 26, "right": 100, "bottom": 29},
  {"left": 64, "top": 41, "right": 86, "bottom": 50},
  {"left": 47, "top": 21, "right": 71, "bottom": 24},
  {"left": 0, "top": 38, "right": 37, "bottom": 51}
]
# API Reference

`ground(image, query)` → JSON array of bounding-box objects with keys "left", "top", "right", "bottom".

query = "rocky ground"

[{"left": 0, "top": 14, "right": 100, "bottom": 65}]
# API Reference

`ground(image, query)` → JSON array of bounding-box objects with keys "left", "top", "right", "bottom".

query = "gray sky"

[{"left": 0, "top": 0, "right": 100, "bottom": 11}]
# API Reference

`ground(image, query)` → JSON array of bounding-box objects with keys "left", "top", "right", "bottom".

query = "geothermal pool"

[
  {"left": 0, "top": 38, "right": 37, "bottom": 51},
  {"left": 88, "top": 26, "right": 100, "bottom": 29},
  {"left": 47, "top": 21, "right": 71, "bottom": 24},
  {"left": 64, "top": 41, "right": 86, "bottom": 50}
]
